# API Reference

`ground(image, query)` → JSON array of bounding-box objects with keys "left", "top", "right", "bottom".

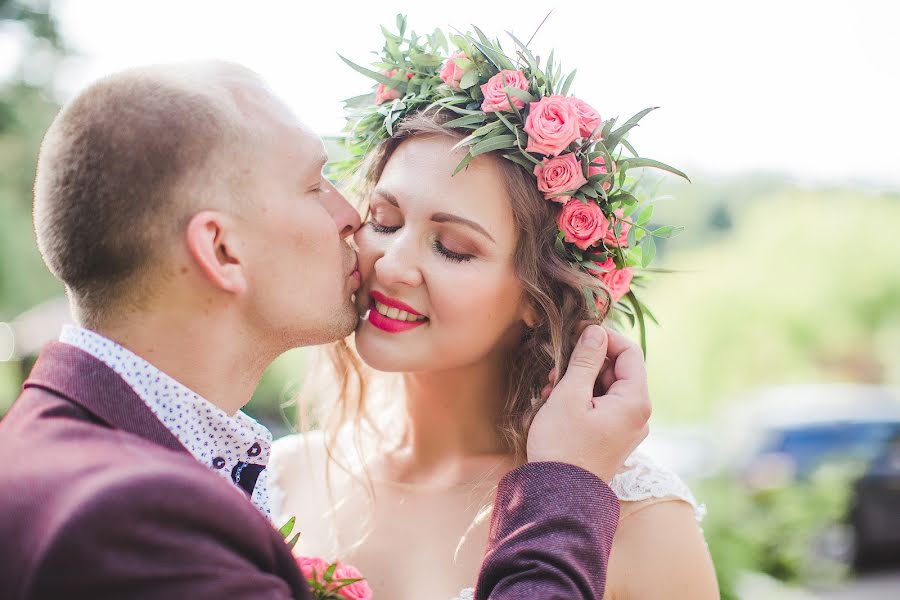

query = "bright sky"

[{"left": 44, "top": 0, "right": 900, "bottom": 188}]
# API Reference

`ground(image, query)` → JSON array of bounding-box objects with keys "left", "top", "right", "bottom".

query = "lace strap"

[{"left": 609, "top": 450, "right": 706, "bottom": 521}]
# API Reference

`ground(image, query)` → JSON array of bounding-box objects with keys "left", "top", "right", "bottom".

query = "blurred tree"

[
  {"left": 0, "top": 0, "right": 65, "bottom": 321},
  {"left": 641, "top": 186, "right": 900, "bottom": 421}
]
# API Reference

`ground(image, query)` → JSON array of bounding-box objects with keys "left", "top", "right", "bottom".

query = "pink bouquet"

[{"left": 280, "top": 517, "right": 373, "bottom": 600}]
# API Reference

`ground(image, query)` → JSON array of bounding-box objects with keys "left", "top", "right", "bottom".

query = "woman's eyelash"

[
  {"left": 367, "top": 220, "right": 473, "bottom": 263},
  {"left": 367, "top": 220, "right": 400, "bottom": 234},
  {"left": 433, "top": 240, "right": 473, "bottom": 263}
]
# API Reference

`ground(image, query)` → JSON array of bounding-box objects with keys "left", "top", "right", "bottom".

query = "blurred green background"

[{"left": 2, "top": 3, "right": 898, "bottom": 598}]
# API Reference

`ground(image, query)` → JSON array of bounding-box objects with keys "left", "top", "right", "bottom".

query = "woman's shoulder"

[
  {"left": 270, "top": 430, "right": 329, "bottom": 478},
  {"left": 268, "top": 431, "right": 331, "bottom": 518},
  {"left": 609, "top": 449, "right": 706, "bottom": 522}
]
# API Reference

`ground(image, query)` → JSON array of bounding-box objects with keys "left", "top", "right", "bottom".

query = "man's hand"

[{"left": 526, "top": 325, "right": 651, "bottom": 483}]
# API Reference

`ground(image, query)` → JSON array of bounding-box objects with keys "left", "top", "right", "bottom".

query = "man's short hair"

[{"left": 33, "top": 61, "right": 261, "bottom": 325}]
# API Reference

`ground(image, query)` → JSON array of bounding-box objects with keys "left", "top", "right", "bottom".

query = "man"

[{"left": 0, "top": 62, "right": 650, "bottom": 599}]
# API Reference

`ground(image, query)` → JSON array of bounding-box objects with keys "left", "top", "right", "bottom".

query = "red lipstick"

[{"left": 368, "top": 291, "right": 428, "bottom": 333}]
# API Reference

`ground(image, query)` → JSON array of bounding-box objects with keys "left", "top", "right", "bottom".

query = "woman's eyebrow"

[
  {"left": 372, "top": 189, "right": 496, "bottom": 244},
  {"left": 431, "top": 212, "right": 496, "bottom": 244}
]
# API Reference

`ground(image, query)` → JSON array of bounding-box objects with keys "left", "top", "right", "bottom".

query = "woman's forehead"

[{"left": 377, "top": 136, "right": 515, "bottom": 231}]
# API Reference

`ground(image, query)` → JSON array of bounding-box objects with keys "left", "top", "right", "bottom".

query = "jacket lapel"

[{"left": 24, "top": 342, "right": 188, "bottom": 454}]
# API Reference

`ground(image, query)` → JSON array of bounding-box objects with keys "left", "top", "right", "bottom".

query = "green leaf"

[
  {"left": 396, "top": 13, "right": 407, "bottom": 36},
  {"left": 409, "top": 50, "right": 445, "bottom": 68},
  {"left": 641, "top": 235, "right": 657, "bottom": 267},
  {"left": 559, "top": 69, "right": 577, "bottom": 96},
  {"left": 622, "top": 106, "right": 658, "bottom": 128},
  {"left": 470, "top": 134, "right": 517, "bottom": 155},
  {"left": 581, "top": 185, "right": 599, "bottom": 199},
  {"left": 583, "top": 261, "right": 610, "bottom": 273},
  {"left": 504, "top": 86, "right": 536, "bottom": 106},
  {"left": 625, "top": 291, "right": 648, "bottom": 358},
  {"left": 618, "top": 157, "right": 690, "bottom": 182},
  {"left": 636, "top": 204, "right": 654, "bottom": 226},
  {"left": 494, "top": 111, "right": 519, "bottom": 135},
  {"left": 502, "top": 153, "right": 537, "bottom": 170},
  {"left": 652, "top": 225, "right": 684, "bottom": 239},
  {"left": 604, "top": 122, "right": 641, "bottom": 152},
  {"left": 620, "top": 138, "right": 639, "bottom": 157},
  {"left": 472, "top": 26, "right": 516, "bottom": 70},
  {"left": 324, "top": 562, "right": 338, "bottom": 582},
  {"left": 470, "top": 120, "right": 503, "bottom": 138},
  {"left": 278, "top": 516, "right": 296, "bottom": 538},
  {"left": 286, "top": 531, "right": 301, "bottom": 550},
  {"left": 444, "top": 113, "right": 487, "bottom": 128},
  {"left": 459, "top": 69, "right": 481, "bottom": 90},
  {"left": 452, "top": 152, "right": 475, "bottom": 175},
  {"left": 338, "top": 54, "right": 402, "bottom": 89}
]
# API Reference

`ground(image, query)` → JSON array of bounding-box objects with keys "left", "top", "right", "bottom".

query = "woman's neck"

[{"left": 386, "top": 353, "right": 515, "bottom": 484}]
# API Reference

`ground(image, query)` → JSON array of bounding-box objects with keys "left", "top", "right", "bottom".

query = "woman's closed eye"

[
  {"left": 367, "top": 218, "right": 400, "bottom": 234},
  {"left": 368, "top": 217, "right": 475, "bottom": 263}
]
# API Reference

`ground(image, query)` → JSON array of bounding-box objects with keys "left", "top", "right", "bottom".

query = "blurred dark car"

[
  {"left": 849, "top": 428, "right": 900, "bottom": 568},
  {"left": 720, "top": 385, "right": 900, "bottom": 568}
]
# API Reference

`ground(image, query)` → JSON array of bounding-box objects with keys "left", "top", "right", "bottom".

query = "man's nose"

[{"left": 322, "top": 181, "right": 362, "bottom": 238}]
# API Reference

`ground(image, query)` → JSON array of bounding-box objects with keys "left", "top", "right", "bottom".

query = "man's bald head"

[{"left": 33, "top": 61, "right": 273, "bottom": 326}]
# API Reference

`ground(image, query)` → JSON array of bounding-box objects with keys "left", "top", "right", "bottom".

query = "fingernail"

[{"left": 581, "top": 325, "right": 605, "bottom": 349}]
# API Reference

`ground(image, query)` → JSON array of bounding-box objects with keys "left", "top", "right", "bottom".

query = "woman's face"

[{"left": 353, "top": 135, "right": 532, "bottom": 373}]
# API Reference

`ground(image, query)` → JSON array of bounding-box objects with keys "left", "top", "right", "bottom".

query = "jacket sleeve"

[
  {"left": 475, "top": 462, "right": 620, "bottom": 600},
  {"left": 27, "top": 467, "right": 310, "bottom": 600}
]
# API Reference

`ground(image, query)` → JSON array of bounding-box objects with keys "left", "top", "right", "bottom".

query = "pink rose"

[
  {"left": 375, "top": 69, "right": 412, "bottom": 104},
  {"left": 592, "top": 258, "right": 634, "bottom": 303},
  {"left": 524, "top": 95, "right": 581, "bottom": 157},
  {"left": 296, "top": 556, "right": 329, "bottom": 582},
  {"left": 480, "top": 69, "right": 529, "bottom": 113},
  {"left": 603, "top": 208, "right": 631, "bottom": 247},
  {"left": 533, "top": 153, "right": 588, "bottom": 203},
  {"left": 588, "top": 155, "right": 615, "bottom": 191},
  {"left": 557, "top": 198, "right": 610, "bottom": 250},
  {"left": 332, "top": 564, "right": 373, "bottom": 600},
  {"left": 440, "top": 51, "right": 470, "bottom": 90},
  {"left": 570, "top": 97, "right": 602, "bottom": 140}
]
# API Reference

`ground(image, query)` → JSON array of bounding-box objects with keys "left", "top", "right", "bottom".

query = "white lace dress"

[{"left": 449, "top": 450, "right": 706, "bottom": 600}]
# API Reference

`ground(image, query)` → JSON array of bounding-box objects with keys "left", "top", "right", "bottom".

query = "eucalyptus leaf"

[
  {"left": 641, "top": 235, "right": 657, "bottom": 267},
  {"left": 338, "top": 54, "right": 404, "bottom": 88},
  {"left": 470, "top": 134, "right": 517, "bottom": 155},
  {"left": 502, "top": 153, "right": 536, "bottom": 170},
  {"left": 504, "top": 86, "right": 536, "bottom": 104},
  {"left": 652, "top": 225, "right": 684, "bottom": 239},
  {"left": 625, "top": 291, "right": 648, "bottom": 357},
  {"left": 444, "top": 113, "right": 486, "bottom": 128},
  {"left": 559, "top": 69, "right": 577, "bottom": 96},
  {"left": 452, "top": 152, "right": 475, "bottom": 175},
  {"left": 618, "top": 158, "right": 690, "bottom": 182},
  {"left": 459, "top": 69, "right": 481, "bottom": 90}
]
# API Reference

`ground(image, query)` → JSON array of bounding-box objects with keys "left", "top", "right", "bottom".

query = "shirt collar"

[{"left": 59, "top": 325, "right": 273, "bottom": 518}]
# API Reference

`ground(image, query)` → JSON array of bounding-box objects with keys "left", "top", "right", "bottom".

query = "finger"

[
  {"left": 540, "top": 382, "right": 553, "bottom": 401},
  {"left": 603, "top": 326, "right": 638, "bottom": 360},
  {"left": 599, "top": 362, "right": 617, "bottom": 394},
  {"left": 554, "top": 325, "right": 608, "bottom": 397}
]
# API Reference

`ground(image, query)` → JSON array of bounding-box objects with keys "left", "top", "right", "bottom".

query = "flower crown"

[{"left": 333, "top": 15, "right": 689, "bottom": 353}]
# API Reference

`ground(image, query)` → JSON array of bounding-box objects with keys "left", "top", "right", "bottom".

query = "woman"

[{"left": 270, "top": 23, "right": 718, "bottom": 600}]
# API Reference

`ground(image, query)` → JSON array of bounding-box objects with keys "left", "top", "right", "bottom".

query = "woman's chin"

[{"left": 354, "top": 327, "right": 417, "bottom": 372}]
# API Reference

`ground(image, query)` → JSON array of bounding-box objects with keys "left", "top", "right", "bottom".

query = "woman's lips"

[
  {"left": 370, "top": 290, "right": 424, "bottom": 316},
  {"left": 366, "top": 291, "right": 428, "bottom": 333}
]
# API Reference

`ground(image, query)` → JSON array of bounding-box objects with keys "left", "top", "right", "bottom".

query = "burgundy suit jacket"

[{"left": 0, "top": 343, "right": 619, "bottom": 599}]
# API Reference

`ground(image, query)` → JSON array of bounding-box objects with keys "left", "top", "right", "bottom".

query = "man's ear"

[{"left": 185, "top": 211, "right": 247, "bottom": 294}]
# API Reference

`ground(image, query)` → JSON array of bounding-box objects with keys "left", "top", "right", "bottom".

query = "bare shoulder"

[
  {"left": 608, "top": 498, "right": 719, "bottom": 600},
  {"left": 270, "top": 430, "right": 329, "bottom": 476},
  {"left": 268, "top": 430, "right": 332, "bottom": 519}
]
